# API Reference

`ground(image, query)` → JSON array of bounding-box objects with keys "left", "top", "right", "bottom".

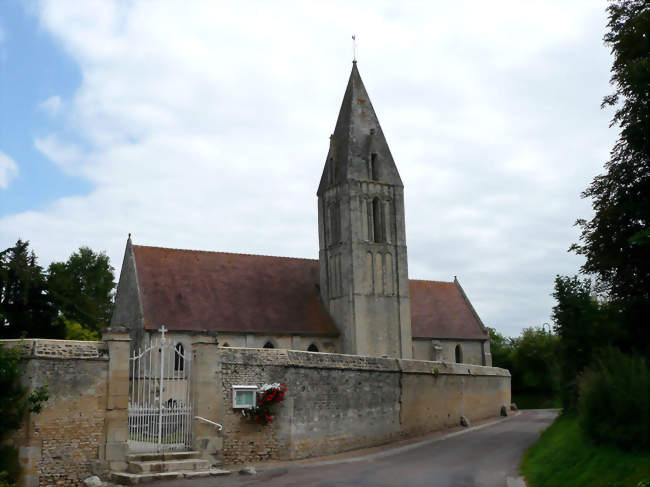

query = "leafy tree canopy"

[
  {"left": 552, "top": 275, "right": 620, "bottom": 410},
  {"left": 486, "top": 327, "right": 513, "bottom": 371},
  {"left": 0, "top": 241, "right": 115, "bottom": 339},
  {"left": 47, "top": 246, "right": 115, "bottom": 333},
  {"left": 0, "top": 240, "right": 60, "bottom": 339},
  {"left": 510, "top": 327, "right": 559, "bottom": 396},
  {"left": 570, "top": 0, "right": 650, "bottom": 354}
]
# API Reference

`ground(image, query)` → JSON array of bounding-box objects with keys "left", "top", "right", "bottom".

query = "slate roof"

[{"left": 131, "top": 245, "right": 487, "bottom": 340}]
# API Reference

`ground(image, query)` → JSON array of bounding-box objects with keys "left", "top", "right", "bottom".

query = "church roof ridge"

[
  {"left": 132, "top": 243, "right": 318, "bottom": 263},
  {"left": 409, "top": 278, "right": 455, "bottom": 284}
]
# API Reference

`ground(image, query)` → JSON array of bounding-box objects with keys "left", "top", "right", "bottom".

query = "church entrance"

[{"left": 127, "top": 327, "right": 194, "bottom": 452}]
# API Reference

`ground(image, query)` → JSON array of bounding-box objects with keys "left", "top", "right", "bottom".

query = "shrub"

[
  {"left": 0, "top": 344, "right": 49, "bottom": 484},
  {"left": 578, "top": 348, "right": 649, "bottom": 450},
  {"left": 0, "top": 446, "right": 19, "bottom": 487}
]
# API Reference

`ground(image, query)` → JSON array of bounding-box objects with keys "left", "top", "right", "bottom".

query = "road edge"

[{"left": 252, "top": 412, "right": 522, "bottom": 472}]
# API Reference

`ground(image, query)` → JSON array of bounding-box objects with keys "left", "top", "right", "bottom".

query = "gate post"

[
  {"left": 191, "top": 334, "right": 222, "bottom": 465},
  {"left": 103, "top": 329, "right": 131, "bottom": 471}
]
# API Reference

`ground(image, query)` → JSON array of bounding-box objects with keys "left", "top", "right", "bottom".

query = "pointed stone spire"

[
  {"left": 317, "top": 63, "right": 412, "bottom": 359},
  {"left": 317, "top": 62, "right": 403, "bottom": 195}
]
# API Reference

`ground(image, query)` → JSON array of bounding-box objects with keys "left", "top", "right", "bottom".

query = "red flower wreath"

[{"left": 241, "top": 383, "right": 287, "bottom": 425}]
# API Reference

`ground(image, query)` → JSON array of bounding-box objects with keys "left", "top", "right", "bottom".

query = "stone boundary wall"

[
  {"left": 1, "top": 339, "right": 110, "bottom": 487},
  {"left": 1, "top": 338, "right": 109, "bottom": 359},
  {"left": 218, "top": 348, "right": 511, "bottom": 464},
  {"left": 1, "top": 340, "right": 511, "bottom": 483}
]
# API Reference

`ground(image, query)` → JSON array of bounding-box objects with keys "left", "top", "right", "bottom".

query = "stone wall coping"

[
  {"left": 0, "top": 339, "right": 109, "bottom": 360},
  {"left": 398, "top": 359, "right": 510, "bottom": 377},
  {"left": 218, "top": 348, "right": 510, "bottom": 377}
]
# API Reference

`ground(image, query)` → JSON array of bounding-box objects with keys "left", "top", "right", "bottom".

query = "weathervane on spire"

[{"left": 352, "top": 34, "right": 357, "bottom": 62}]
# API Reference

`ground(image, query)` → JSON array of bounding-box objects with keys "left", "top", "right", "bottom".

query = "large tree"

[
  {"left": 0, "top": 240, "right": 60, "bottom": 339},
  {"left": 570, "top": 0, "right": 650, "bottom": 354},
  {"left": 47, "top": 246, "right": 115, "bottom": 334},
  {"left": 552, "top": 275, "right": 620, "bottom": 410}
]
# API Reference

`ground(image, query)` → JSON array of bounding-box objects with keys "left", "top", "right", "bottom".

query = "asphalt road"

[{"left": 156, "top": 410, "right": 557, "bottom": 487}]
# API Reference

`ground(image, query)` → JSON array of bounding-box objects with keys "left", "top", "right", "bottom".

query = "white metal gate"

[{"left": 128, "top": 326, "right": 193, "bottom": 452}]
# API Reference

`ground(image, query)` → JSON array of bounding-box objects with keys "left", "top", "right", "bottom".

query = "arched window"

[
  {"left": 307, "top": 344, "right": 319, "bottom": 352},
  {"left": 263, "top": 342, "right": 275, "bottom": 349},
  {"left": 221, "top": 343, "right": 230, "bottom": 348},
  {"left": 373, "top": 198, "right": 385, "bottom": 243},
  {"left": 455, "top": 344, "right": 463, "bottom": 364},
  {"left": 174, "top": 343, "right": 184, "bottom": 372}
]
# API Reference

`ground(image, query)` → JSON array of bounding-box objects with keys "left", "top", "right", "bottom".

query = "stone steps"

[
  {"left": 127, "top": 451, "right": 200, "bottom": 462},
  {"left": 128, "top": 458, "right": 210, "bottom": 473},
  {"left": 111, "top": 451, "right": 230, "bottom": 485}
]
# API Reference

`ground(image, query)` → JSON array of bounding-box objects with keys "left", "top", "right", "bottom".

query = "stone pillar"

[
  {"left": 192, "top": 334, "right": 222, "bottom": 465},
  {"left": 102, "top": 330, "right": 131, "bottom": 472},
  {"left": 17, "top": 443, "right": 40, "bottom": 487}
]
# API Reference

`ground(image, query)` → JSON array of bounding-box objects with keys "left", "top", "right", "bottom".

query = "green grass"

[
  {"left": 521, "top": 413, "right": 650, "bottom": 487},
  {"left": 511, "top": 393, "right": 561, "bottom": 409}
]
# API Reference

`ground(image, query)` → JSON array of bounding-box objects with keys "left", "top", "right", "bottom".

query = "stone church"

[{"left": 110, "top": 62, "right": 492, "bottom": 366}]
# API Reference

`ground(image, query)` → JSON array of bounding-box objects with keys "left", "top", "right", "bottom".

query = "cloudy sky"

[{"left": 0, "top": 0, "right": 616, "bottom": 337}]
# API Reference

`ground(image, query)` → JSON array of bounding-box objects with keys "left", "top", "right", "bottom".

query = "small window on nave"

[
  {"left": 307, "top": 344, "right": 319, "bottom": 352},
  {"left": 221, "top": 343, "right": 230, "bottom": 348},
  {"left": 455, "top": 344, "right": 463, "bottom": 364},
  {"left": 174, "top": 343, "right": 184, "bottom": 372},
  {"left": 263, "top": 342, "right": 275, "bottom": 349}
]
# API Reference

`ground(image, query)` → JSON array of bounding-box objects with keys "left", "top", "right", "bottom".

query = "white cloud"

[
  {"left": 34, "top": 134, "right": 84, "bottom": 174},
  {"left": 0, "top": 150, "right": 18, "bottom": 189},
  {"left": 1, "top": 0, "right": 615, "bottom": 336},
  {"left": 38, "top": 95, "right": 63, "bottom": 116}
]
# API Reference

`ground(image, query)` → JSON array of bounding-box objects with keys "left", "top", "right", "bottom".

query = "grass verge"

[{"left": 521, "top": 413, "right": 650, "bottom": 487}]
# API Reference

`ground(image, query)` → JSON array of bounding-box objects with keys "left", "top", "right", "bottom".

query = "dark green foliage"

[
  {"left": 0, "top": 240, "right": 61, "bottom": 339},
  {"left": 48, "top": 246, "right": 115, "bottom": 334},
  {"left": 521, "top": 413, "right": 650, "bottom": 487},
  {"left": 486, "top": 327, "right": 513, "bottom": 372},
  {"left": 510, "top": 393, "right": 561, "bottom": 410},
  {"left": 0, "top": 240, "right": 115, "bottom": 339},
  {"left": 570, "top": 0, "right": 650, "bottom": 355},
  {"left": 551, "top": 275, "right": 619, "bottom": 411},
  {"left": 0, "top": 345, "right": 49, "bottom": 436},
  {"left": 0, "top": 344, "right": 49, "bottom": 484},
  {"left": 578, "top": 349, "right": 649, "bottom": 450},
  {"left": 488, "top": 327, "right": 560, "bottom": 408},
  {"left": 0, "top": 446, "right": 20, "bottom": 487},
  {"left": 510, "top": 327, "right": 559, "bottom": 397},
  {"left": 62, "top": 318, "right": 100, "bottom": 341}
]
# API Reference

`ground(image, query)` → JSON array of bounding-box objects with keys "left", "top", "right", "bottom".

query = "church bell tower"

[{"left": 317, "top": 62, "right": 412, "bottom": 359}]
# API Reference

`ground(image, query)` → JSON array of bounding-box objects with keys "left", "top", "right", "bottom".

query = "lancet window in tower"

[
  {"left": 328, "top": 201, "right": 341, "bottom": 245},
  {"left": 369, "top": 153, "right": 378, "bottom": 180},
  {"left": 372, "top": 197, "right": 385, "bottom": 243}
]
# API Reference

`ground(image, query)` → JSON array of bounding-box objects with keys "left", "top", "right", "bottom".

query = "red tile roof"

[
  {"left": 132, "top": 246, "right": 487, "bottom": 340},
  {"left": 409, "top": 280, "right": 488, "bottom": 339},
  {"left": 133, "top": 246, "right": 338, "bottom": 336}
]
